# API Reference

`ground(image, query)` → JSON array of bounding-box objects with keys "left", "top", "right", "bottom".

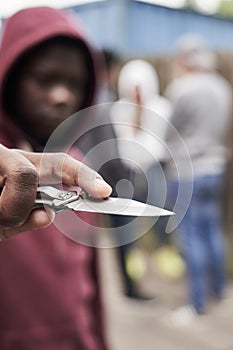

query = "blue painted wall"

[{"left": 68, "top": 0, "right": 233, "bottom": 57}]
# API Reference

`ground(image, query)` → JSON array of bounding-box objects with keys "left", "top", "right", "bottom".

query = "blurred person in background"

[
  {"left": 110, "top": 59, "right": 172, "bottom": 298},
  {"left": 165, "top": 33, "right": 233, "bottom": 320},
  {"left": 0, "top": 6, "right": 112, "bottom": 349}
]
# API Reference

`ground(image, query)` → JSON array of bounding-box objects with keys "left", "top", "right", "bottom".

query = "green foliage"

[{"left": 218, "top": 0, "right": 233, "bottom": 18}]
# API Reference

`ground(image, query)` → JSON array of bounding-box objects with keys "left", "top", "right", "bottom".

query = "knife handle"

[{"left": 33, "top": 186, "right": 79, "bottom": 213}]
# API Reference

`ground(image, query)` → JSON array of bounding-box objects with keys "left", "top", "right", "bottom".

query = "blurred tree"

[{"left": 217, "top": 0, "right": 233, "bottom": 18}]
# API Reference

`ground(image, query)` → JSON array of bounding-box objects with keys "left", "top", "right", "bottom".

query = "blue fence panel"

[
  {"left": 69, "top": 1, "right": 233, "bottom": 57},
  {"left": 129, "top": 2, "right": 233, "bottom": 56},
  {"left": 68, "top": 1, "right": 112, "bottom": 50}
]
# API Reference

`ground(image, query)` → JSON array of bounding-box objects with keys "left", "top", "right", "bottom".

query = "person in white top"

[
  {"left": 111, "top": 59, "right": 171, "bottom": 206},
  {"left": 110, "top": 59, "right": 172, "bottom": 298}
]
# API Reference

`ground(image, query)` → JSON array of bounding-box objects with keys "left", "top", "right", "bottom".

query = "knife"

[{"left": 34, "top": 186, "right": 174, "bottom": 217}]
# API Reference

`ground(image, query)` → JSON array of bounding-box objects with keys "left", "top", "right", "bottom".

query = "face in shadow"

[{"left": 8, "top": 38, "right": 92, "bottom": 145}]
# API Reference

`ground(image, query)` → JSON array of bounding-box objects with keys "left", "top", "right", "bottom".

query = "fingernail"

[
  {"left": 95, "top": 177, "right": 111, "bottom": 188},
  {"left": 95, "top": 178, "right": 112, "bottom": 196}
]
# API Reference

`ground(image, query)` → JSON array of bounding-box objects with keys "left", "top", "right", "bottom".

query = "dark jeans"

[{"left": 168, "top": 174, "right": 226, "bottom": 312}]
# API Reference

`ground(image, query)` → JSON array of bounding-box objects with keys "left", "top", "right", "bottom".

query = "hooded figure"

[{"left": 0, "top": 7, "right": 108, "bottom": 350}]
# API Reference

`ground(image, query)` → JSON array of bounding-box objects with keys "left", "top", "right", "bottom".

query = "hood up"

[{"left": 0, "top": 6, "right": 100, "bottom": 148}]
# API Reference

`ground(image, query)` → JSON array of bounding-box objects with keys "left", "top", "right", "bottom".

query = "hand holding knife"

[{"left": 0, "top": 148, "right": 173, "bottom": 240}]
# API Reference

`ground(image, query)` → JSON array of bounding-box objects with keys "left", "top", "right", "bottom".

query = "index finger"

[{"left": 19, "top": 151, "right": 112, "bottom": 199}]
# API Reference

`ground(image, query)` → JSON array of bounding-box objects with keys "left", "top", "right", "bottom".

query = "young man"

[{"left": 0, "top": 7, "right": 110, "bottom": 349}]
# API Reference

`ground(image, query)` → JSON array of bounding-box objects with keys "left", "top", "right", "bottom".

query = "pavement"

[{"left": 99, "top": 242, "right": 233, "bottom": 350}]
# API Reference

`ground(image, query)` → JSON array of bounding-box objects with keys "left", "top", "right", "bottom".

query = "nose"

[{"left": 48, "top": 84, "right": 73, "bottom": 106}]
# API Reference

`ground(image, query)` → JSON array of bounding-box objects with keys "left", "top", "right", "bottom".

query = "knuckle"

[
  {"left": 11, "top": 165, "right": 38, "bottom": 187},
  {"left": 57, "top": 153, "right": 70, "bottom": 165}
]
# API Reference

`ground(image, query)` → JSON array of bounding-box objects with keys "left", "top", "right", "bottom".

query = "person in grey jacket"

[{"left": 165, "top": 33, "right": 233, "bottom": 317}]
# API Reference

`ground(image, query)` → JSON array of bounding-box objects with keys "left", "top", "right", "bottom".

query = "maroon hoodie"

[{"left": 0, "top": 7, "right": 108, "bottom": 350}]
